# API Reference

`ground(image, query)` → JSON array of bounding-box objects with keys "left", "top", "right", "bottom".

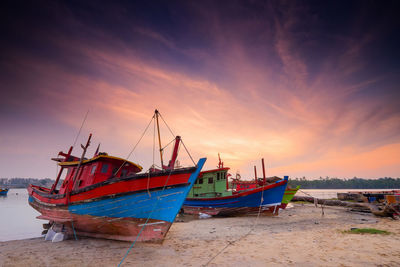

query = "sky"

[{"left": 1, "top": 0, "right": 399, "bottom": 180}]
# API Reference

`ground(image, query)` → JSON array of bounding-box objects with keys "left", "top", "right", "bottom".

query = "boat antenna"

[
  {"left": 72, "top": 110, "right": 90, "bottom": 149},
  {"left": 218, "top": 153, "right": 223, "bottom": 168},
  {"left": 155, "top": 109, "right": 164, "bottom": 167}
]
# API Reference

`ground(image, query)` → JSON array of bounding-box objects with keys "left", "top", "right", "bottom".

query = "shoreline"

[{"left": 1, "top": 204, "right": 399, "bottom": 266}]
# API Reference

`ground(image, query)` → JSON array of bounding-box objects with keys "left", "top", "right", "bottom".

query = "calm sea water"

[
  {"left": 0, "top": 188, "right": 42, "bottom": 242},
  {"left": 297, "top": 189, "right": 400, "bottom": 199},
  {"left": 1, "top": 188, "right": 399, "bottom": 242}
]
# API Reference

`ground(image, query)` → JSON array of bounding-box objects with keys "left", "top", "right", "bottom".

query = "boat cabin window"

[
  {"left": 121, "top": 169, "right": 127, "bottom": 177},
  {"left": 199, "top": 178, "right": 203, "bottom": 184},
  {"left": 101, "top": 163, "right": 109, "bottom": 173},
  {"left": 208, "top": 177, "right": 213, "bottom": 184},
  {"left": 91, "top": 165, "right": 97, "bottom": 175}
]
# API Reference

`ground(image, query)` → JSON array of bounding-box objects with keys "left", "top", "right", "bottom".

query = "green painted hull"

[{"left": 282, "top": 185, "right": 300, "bottom": 205}]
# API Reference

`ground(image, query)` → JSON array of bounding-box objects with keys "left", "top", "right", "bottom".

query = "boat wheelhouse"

[{"left": 53, "top": 153, "right": 142, "bottom": 197}]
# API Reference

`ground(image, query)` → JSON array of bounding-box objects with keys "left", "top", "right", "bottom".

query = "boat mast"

[
  {"left": 50, "top": 146, "right": 73, "bottom": 194},
  {"left": 261, "top": 158, "right": 266, "bottom": 186},
  {"left": 155, "top": 109, "right": 164, "bottom": 168},
  {"left": 254, "top": 165, "right": 257, "bottom": 184},
  {"left": 66, "top": 134, "right": 92, "bottom": 203}
]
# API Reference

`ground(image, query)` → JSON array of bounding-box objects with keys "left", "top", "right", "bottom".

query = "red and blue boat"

[
  {"left": 0, "top": 188, "right": 9, "bottom": 196},
  {"left": 28, "top": 110, "right": 206, "bottom": 242},
  {"left": 230, "top": 165, "right": 299, "bottom": 210},
  {"left": 183, "top": 156, "right": 288, "bottom": 216}
]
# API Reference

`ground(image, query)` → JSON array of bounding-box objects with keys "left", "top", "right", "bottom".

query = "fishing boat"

[
  {"left": 0, "top": 188, "right": 9, "bottom": 196},
  {"left": 28, "top": 110, "right": 206, "bottom": 242},
  {"left": 231, "top": 179, "right": 299, "bottom": 209},
  {"left": 230, "top": 159, "right": 299, "bottom": 209},
  {"left": 183, "top": 156, "right": 288, "bottom": 216}
]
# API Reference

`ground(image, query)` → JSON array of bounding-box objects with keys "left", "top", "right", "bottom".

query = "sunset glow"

[{"left": 1, "top": 1, "right": 399, "bottom": 179}]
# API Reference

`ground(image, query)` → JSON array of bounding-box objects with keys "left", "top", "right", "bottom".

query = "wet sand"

[{"left": 1, "top": 204, "right": 399, "bottom": 266}]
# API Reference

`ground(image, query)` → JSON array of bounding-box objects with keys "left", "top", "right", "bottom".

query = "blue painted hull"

[
  {"left": 69, "top": 182, "right": 194, "bottom": 223},
  {"left": 0, "top": 189, "right": 9, "bottom": 196},
  {"left": 183, "top": 179, "right": 287, "bottom": 216}
]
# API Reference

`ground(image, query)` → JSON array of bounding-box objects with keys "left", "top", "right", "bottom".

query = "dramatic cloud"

[{"left": 1, "top": 0, "right": 399, "bottom": 179}]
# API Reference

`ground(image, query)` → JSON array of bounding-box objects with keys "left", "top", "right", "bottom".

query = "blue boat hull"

[
  {"left": 69, "top": 182, "right": 196, "bottom": 224},
  {"left": 183, "top": 179, "right": 287, "bottom": 216},
  {"left": 0, "top": 189, "right": 9, "bottom": 196}
]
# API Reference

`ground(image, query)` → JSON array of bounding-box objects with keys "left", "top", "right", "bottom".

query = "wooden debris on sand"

[{"left": 292, "top": 196, "right": 398, "bottom": 218}]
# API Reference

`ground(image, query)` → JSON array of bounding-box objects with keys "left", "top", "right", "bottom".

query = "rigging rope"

[
  {"left": 181, "top": 139, "right": 196, "bottom": 166},
  {"left": 203, "top": 184, "right": 267, "bottom": 266},
  {"left": 118, "top": 168, "right": 175, "bottom": 267},
  {"left": 158, "top": 111, "right": 196, "bottom": 167},
  {"left": 147, "top": 118, "right": 156, "bottom": 197},
  {"left": 161, "top": 137, "right": 177, "bottom": 151},
  {"left": 71, "top": 221, "right": 78, "bottom": 241},
  {"left": 113, "top": 115, "right": 154, "bottom": 177},
  {"left": 159, "top": 112, "right": 175, "bottom": 138}
]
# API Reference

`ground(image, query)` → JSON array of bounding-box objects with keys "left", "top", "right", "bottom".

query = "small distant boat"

[
  {"left": 28, "top": 110, "right": 206, "bottom": 242},
  {"left": 0, "top": 188, "right": 9, "bottom": 196},
  {"left": 183, "top": 156, "right": 288, "bottom": 216},
  {"left": 338, "top": 190, "right": 400, "bottom": 203}
]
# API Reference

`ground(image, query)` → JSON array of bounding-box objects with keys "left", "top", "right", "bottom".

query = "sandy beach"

[{"left": 1, "top": 204, "right": 399, "bottom": 267}]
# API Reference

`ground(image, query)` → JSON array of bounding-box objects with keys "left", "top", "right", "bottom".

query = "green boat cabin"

[{"left": 187, "top": 168, "right": 233, "bottom": 198}]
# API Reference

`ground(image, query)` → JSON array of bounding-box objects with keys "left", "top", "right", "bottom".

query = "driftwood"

[
  {"left": 292, "top": 196, "right": 365, "bottom": 208},
  {"left": 292, "top": 196, "right": 394, "bottom": 217}
]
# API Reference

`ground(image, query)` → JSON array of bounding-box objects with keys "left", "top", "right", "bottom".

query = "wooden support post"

[{"left": 50, "top": 146, "right": 73, "bottom": 194}]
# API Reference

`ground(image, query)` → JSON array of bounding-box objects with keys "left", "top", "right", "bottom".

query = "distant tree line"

[
  {"left": 2, "top": 177, "right": 400, "bottom": 189},
  {"left": 0, "top": 178, "right": 56, "bottom": 188},
  {"left": 288, "top": 177, "right": 400, "bottom": 189}
]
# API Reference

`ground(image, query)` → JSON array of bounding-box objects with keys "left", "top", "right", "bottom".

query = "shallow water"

[
  {"left": 0, "top": 188, "right": 398, "bottom": 242},
  {"left": 0, "top": 188, "right": 42, "bottom": 241}
]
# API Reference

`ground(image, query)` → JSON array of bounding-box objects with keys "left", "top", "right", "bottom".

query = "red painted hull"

[
  {"left": 31, "top": 200, "right": 171, "bottom": 242},
  {"left": 28, "top": 170, "right": 194, "bottom": 206}
]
